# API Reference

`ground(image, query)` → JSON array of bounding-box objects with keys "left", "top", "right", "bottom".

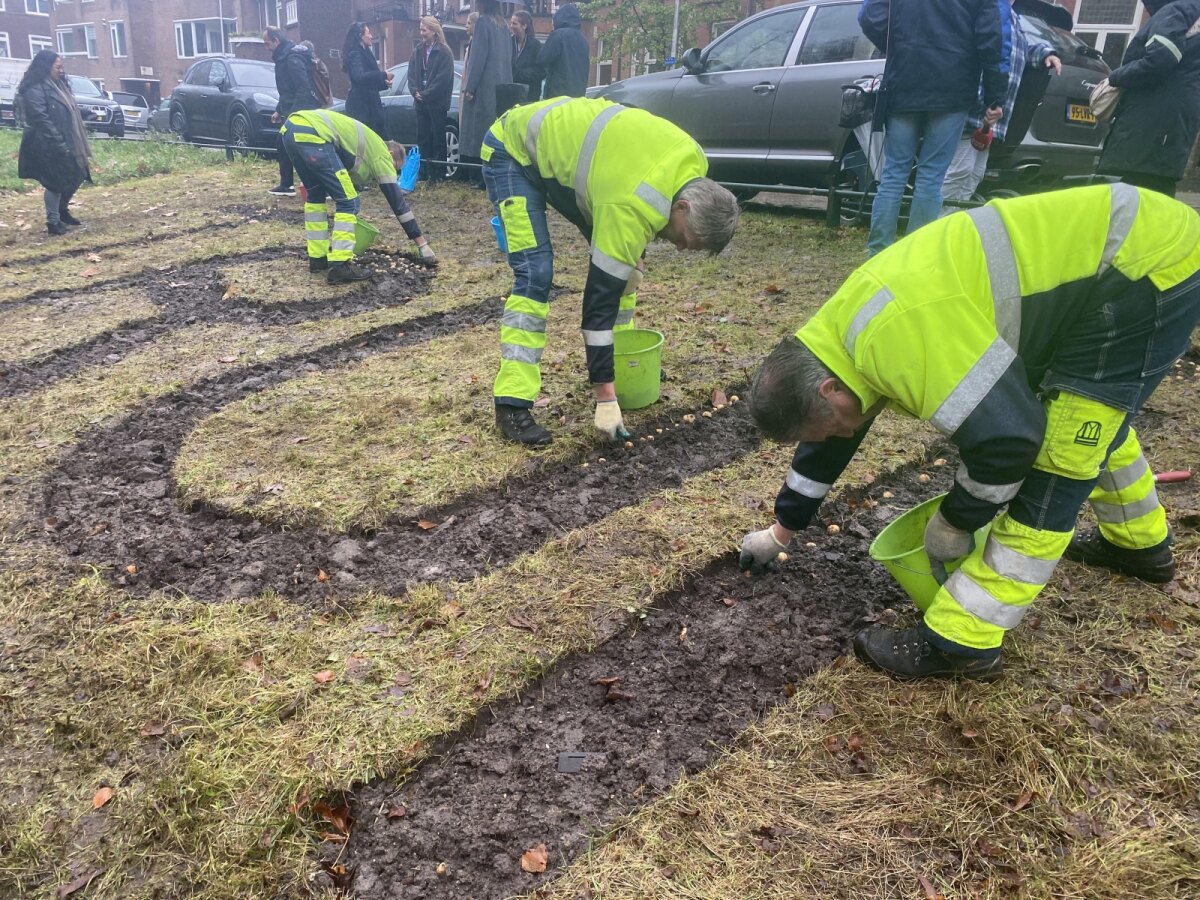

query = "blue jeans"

[{"left": 867, "top": 110, "right": 967, "bottom": 255}]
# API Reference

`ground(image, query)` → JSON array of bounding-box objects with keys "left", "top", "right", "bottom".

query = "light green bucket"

[
  {"left": 612, "top": 329, "right": 664, "bottom": 410},
  {"left": 353, "top": 220, "right": 380, "bottom": 255},
  {"left": 869, "top": 492, "right": 992, "bottom": 612}
]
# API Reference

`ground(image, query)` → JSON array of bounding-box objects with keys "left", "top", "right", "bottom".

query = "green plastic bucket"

[
  {"left": 869, "top": 492, "right": 992, "bottom": 612},
  {"left": 612, "top": 329, "right": 664, "bottom": 410},
  {"left": 354, "top": 220, "right": 380, "bottom": 255}
]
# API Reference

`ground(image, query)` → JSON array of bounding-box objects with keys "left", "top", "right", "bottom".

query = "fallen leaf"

[
  {"left": 93, "top": 786, "right": 114, "bottom": 809},
  {"left": 241, "top": 651, "right": 264, "bottom": 673},
  {"left": 139, "top": 721, "right": 166, "bottom": 737},
  {"left": 847, "top": 732, "right": 865, "bottom": 752},
  {"left": 312, "top": 669, "right": 336, "bottom": 684},
  {"left": 222, "top": 284, "right": 240, "bottom": 301},
  {"left": 87, "top": 253, "right": 102, "bottom": 262},
  {"left": 386, "top": 803, "right": 407, "bottom": 819},
  {"left": 592, "top": 676, "right": 621, "bottom": 686},
  {"left": 218, "top": 355, "right": 238, "bottom": 364},
  {"left": 520, "top": 842, "right": 549, "bottom": 873},
  {"left": 813, "top": 703, "right": 835, "bottom": 722},
  {"left": 440, "top": 600, "right": 464, "bottom": 619},
  {"left": 125, "top": 564, "right": 137, "bottom": 575},
  {"left": 287, "top": 786, "right": 311, "bottom": 815},
  {"left": 961, "top": 728, "right": 980, "bottom": 739},
  {"left": 533, "top": 396, "right": 551, "bottom": 408},
  {"left": 472, "top": 671, "right": 493, "bottom": 700},
  {"left": 318, "top": 831, "right": 347, "bottom": 843},
  {"left": 456, "top": 434, "right": 474, "bottom": 444},
  {"left": 56, "top": 869, "right": 104, "bottom": 899},
  {"left": 505, "top": 611, "right": 537, "bottom": 632},
  {"left": 313, "top": 801, "right": 352, "bottom": 834},
  {"left": 315, "top": 569, "right": 330, "bottom": 583},
  {"left": 80, "top": 266, "right": 101, "bottom": 278},
  {"left": 1012, "top": 789, "right": 1036, "bottom": 811},
  {"left": 289, "top": 436, "right": 309, "bottom": 445},
  {"left": 763, "top": 283, "right": 783, "bottom": 294},
  {"left": 711, "top": 388, "right": 728, "bottom": 408},
  {"left": 394, "top": 671, "right": 412, "bottom": 686},
  {"left": 916, "top": 873, "right": 944, "bottom": 900}
]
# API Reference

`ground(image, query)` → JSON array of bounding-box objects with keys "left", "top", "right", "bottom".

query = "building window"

[
  {"left": 261, "top": 0, "right": 279, "bottom": 28},
  {"left": 110, "top": 21, "right": 127, "bottom": 57},
  {"left": 286, "top": 1, "right": 298, "bottom": 25},
  {"left": 0, "top": 33, "right": 9, "bottom": 58},
  {"left": 57, "top": 23, "right": 97, "bottom": 58},
  {"left": 595, "top": 38, "right": 612, "bottom": 86},
  {"left": 26, "top": 0, "right": 51, "bottom": 15},
  {"left": 29, "top": 34, "right": 52, "bottom": 55},
  {"left": 174, "top": 19, "right": 236, "bottom": 58},
  {"left": 532, "top": 0, "right": 550, "bottom": 14}
]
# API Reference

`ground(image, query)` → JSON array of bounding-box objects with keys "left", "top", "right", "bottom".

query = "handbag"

[
  {"left": 1089, "top": 77, "right": 1121, "bottom": 122},
  {"left": 399, "top": 145, "right": 421, "bottom": 193}
]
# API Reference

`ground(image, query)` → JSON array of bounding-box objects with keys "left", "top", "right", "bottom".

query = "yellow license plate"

[{"left": 1067, "top": 103, "right": 1096, "bottom": 124}]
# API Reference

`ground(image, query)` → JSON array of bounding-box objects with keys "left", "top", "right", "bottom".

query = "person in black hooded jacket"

[
  {"left": 264, "top": 27, "right": 323, "bottom": 197},
  {"left": 1097, "top": 0, "right": 1200, "bottom": 197},
  {"left": 538, "top": 3, "right": 589, "bottom": 99}
]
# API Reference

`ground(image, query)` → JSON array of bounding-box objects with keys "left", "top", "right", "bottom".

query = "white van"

[{"left": 0, "top": 57, "right": 30, "bottom": 128}]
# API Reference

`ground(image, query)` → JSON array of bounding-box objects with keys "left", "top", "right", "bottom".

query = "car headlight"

[{"left": 252, "top": 93, "right": 277, "bottom": 110}]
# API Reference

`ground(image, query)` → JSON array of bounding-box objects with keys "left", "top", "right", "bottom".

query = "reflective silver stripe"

[
  {"left": 524, "top": 97, "right": 571, "bottom": 164},
  {"left": 501, "top": 343, "right": 543, "bottom": 364},
  {"left": 1092, "top": 493, "right": 1161, "bottom": 524},
  {"left": 614, "top": 309, "right": 635, "bottom": 326},
  {"left": 930, "top": 337, "right": 1016, "bottom": 435},
  {"left": 315, "top": 111, "right": 366, "bottom": 174},
  {"left": 304, "top": 212, "right": 328, "bottom": 224},
  {"left": 574, "top": 104, "right": 626, "bottom": 219},
  {"left": 982, "top": 536, "right": 1059, "bottom": 585},
  {"left": 590, "top": 246, "right": 636, "bottom": 281},
  {"left": 1100, "top": 183, "right": 1140, "bottom": 275},
  {"left": 582, "top": 329, "right": 614, "bottom": 346},
  {"left": 945, "top": 569, "right": 1029, "bottom": 629},
  {"left": 634, "top": 181, "right": 672, "bottom": 219},
  {"left": 1096, "top": 453, "right": 1150, "bottom": 493},
  {"left": 955, "top": 464, "right": 1023, "bottom": 504},
  {"left": 967, "top": 206, "right": 1022, "bottom": 350},
  {"left": 306, "top": 231, "right": 330, "bottom": 241},
  {"left": 1148, "top": 33, "right": 1183, "bottom": 62},
  {"left": 786, "top": 468, "right": 831, "bottom": 499},
  {"left": 398, "top": 211, "right": 415, "bottom": 223},
  {"left": 501, "top": 311, "right": 547, "bottom": 333},
  {"left": 843, "top": 287, "right": 894, "bottom": 356}
]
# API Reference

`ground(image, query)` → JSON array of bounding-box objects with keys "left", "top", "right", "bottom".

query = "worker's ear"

[
  {"left": 816, "top": 377, "right": 844, "bottom": 401},
  {"left": 671, "top": 198, "right": 691, "bottom": 215}
]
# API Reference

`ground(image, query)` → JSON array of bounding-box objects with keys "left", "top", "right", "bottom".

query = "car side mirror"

[
  {"left": 216, "top": 78, "right": 230, "bottom": 92},
  {"left": 681, "top": 47, "right": 704, "bottom": 75}
]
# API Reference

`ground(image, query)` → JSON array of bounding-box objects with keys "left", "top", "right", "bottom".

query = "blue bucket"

[{"left": 490, "top": 215, "right": 507, "bottom": 253}]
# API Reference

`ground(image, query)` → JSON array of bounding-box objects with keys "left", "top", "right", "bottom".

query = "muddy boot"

[
  {"left": 59, "top": 209, "right": 82, "bottom": 227},
  {"left": 1062, "top": 528, "right": 1175, "bottom": 583},
  {"left": 309, "top": 256, "right": 329, "bottom": 273},
  {"left": 496, "top": 406, "right": 552, "bottom": 446},
  {"left": 328, "top": 261, "right": 370, "bottom": 284},
  {"left": 47, "top": 221, "right": 68, "bottom": 236},
  {"left": 853, "top": 625, "right": 1003, "bottom": 682}
]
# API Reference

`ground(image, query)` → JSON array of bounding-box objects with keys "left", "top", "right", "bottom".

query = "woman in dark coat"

[
  {"left": 510, "top": 9, "right": 542, "bottom": 105},
  {"left": 1096, "top": 0, "right": 1200, "bottom": 197},
  {"left": 342, "top": 22, "right": 392, "bottom": 137},
  {"left": 410, "top": 16, "right": 455, "bottom": 181},
  {"left": 17, "top": 50, "right": 92, "bottom": 235},
  {"left": 459, "top": 0, "right": 513, "bottom": 186}
]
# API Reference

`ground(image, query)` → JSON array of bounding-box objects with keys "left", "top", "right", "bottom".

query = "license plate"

[{"left": 1067, "top": 103, "right": 1096, "bottom": 124}]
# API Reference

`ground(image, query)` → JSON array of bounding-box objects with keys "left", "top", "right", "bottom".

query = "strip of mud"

[
  {"left": 335, "top": 465, "right": 953, "bottom": 899},
  {"left": 0, "top": 247, "right": 433, "bottom": 397}
]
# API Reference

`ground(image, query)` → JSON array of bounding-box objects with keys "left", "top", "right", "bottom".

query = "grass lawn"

[{"left": 0, "top": 141, "right": 1197, "bottom": 899}]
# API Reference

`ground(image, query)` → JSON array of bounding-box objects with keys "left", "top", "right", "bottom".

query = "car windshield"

[
  {"left": 68, "top": 75, "right": 103, "bottom": 98},
  {"left": 1019, "top": 14, "right": 1098, "bottom": 57},
  {"left": 229, "top": 63, "right": 277, "bottom": 89}
]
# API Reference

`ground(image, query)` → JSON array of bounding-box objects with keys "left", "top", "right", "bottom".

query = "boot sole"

[
  {"left": 1063, "top": 547, "right": 1176, "bottom": 583},
  {"left": 853, "top": 639, "right": 1004, "bottom": 683}
]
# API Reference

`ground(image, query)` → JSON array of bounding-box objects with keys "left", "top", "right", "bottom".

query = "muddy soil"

[{"left": 336, "top": 465, "right": 953, "bottom": 899}]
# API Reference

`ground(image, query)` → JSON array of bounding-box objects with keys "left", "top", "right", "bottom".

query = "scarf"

[{"left": 50, "top": 75, "right": 92, "bottom": 166}]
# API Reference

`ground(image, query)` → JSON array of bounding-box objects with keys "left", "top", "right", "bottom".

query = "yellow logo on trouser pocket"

[
  {"left": 1074, "top": 421, "right": 1102, "bottom": 446},
  {"left": 1035, "top": 392, "right": 1125, "bottom": 480}
]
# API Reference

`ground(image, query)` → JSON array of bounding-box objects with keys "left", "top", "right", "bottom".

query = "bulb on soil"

[
  {"left": 918, "top": 473, "right": 931, "bottom": 483},
  {"left": 934, "top": 458, "right": 947, "bottom": 466},
  {"left": 436, "top": 862, "right": 449, "bottom": 877},
  {"left": 597, "top": 457, "right": 606, "bottom": 464},
  {"left": 730, "top": 395, "right": 740, "bottom": 403},
  {"left": 805, "top": 541, "right": 816, "bottom": 548},
  {"left": 623, "top": 441, "right": 633, "bottom": 449},
  {"left": 827, "top": 524, "right": 840, "bottom": 535},
  {"left": 682, "top": 414, "right": 696, "bottom": 424},
  {"left": 776, "top": 551, "right": 789, "bottom": 563},
  {"left": 882, "top": 490, "right": 894, "bottom": 498},
  {"left": 701, "top": 411, "right": 713, "bottom": 418}
]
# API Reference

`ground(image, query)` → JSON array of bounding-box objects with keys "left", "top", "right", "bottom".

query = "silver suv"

[{"left": 594, "top": 0, "right": 1110, "bottom": 199}]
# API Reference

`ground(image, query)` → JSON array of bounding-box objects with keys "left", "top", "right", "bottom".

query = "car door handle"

[{"left": 752, "top": 82, "right": 776, "bottom": 94}]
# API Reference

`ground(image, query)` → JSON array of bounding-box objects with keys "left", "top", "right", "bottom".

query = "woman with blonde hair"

[{"left": 410, "top": 15, "right": 455, "bottom": 181}]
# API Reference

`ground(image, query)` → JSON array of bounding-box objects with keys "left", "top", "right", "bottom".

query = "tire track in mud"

[
  {"left": 335, "top": 464, "right": 955, "bottom": 899},
  {"left": 0, "top": 247, "right": 435, "bottom": 398}
]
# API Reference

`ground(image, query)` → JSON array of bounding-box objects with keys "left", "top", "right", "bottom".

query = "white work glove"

[
  {"left": 739, "top": 525, "right": 788, "bottom": 575},
  {"left": 924, "top": 508, "right": 974, "bottom": 580},
  {"left": 594, "top": 399, "right": 630, "bottom": 441},
  {"left": 623, "top": 268, "right": 643, "bottom": 296}
]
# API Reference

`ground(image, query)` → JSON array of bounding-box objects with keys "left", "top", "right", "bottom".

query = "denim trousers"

[{"left": 867, "top": 109, "right": 967, "bottom": 255}]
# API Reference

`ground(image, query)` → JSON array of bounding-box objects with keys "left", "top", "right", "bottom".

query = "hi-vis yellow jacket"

[
  {"left": 775, "top": 184, "right": 1200, "bottom": 533},
  {"left": 285, "top": 109, "right": 398, "bottom": 187},
  {"left": 487, "top": 97, "right": 708, "bottom": 310}
]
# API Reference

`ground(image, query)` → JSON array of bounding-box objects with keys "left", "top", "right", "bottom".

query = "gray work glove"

[
  {"left": 739, "top": 526, "right": 788, "bottom": 575},
  {"left": 924, "top": 508, "right": 974, "bottom": 577},
  {"left": 594, "top": 399, "right": 630, "bottom": 441},
  {"left": 623, "top": 268, "right": 643, "bottom": 296}
]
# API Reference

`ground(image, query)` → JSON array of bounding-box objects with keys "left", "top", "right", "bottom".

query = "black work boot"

[
  {"left": 1062, "top": 528, "right": 1175, "bottom": 583},
  {"left": 309, "top": 256, "right": 329, "bottom": 273},
  {"left": 496, "top": 406, "right": 552, "bottom": 446},
  {"left": 59, "top": 209, "right": 82, "bottom": 226},
  {"left": 854, "top": 625, "right": 1003, "bottom": 682},
  {"left": 47, "top": 221, "right": 68, "bottom": 236},
  {"left": 327, "top": 261, "right": 370, "bottom": 284}
]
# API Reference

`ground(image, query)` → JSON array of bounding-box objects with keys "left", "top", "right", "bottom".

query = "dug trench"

[{"left": 332, "top": 462, "right": 957, "bottom": 900}]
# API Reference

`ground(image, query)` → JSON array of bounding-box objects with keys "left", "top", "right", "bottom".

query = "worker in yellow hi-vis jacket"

[
  {"left": 739, "top": 184, "right": 1200, "bottom": 681},
  {"left": 481, "top": 97, "right": 740, "bottom": 446},
  {"left": 281, "top": 108, "right": 435, "bottom": 283}
]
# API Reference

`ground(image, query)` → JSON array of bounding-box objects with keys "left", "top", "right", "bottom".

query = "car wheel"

[
  {"left": 833, "top": 147, "right": 873, "bottom": 226},
  {"left": 170, "top": 106, "right": 190, "bottom": 141},
  {"left": 229, "top": 110, "right": 252, "bottom": 157},
  {"left": 443, "top": 123, "right": 460, "bottom": 180},
  {"left": 109, "top": 116, "right": 125, "bottom": 139}
]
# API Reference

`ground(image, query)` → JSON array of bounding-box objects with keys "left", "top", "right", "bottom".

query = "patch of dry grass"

[{"left": 0, "top": 287, "right": 158, "bottom": 363}]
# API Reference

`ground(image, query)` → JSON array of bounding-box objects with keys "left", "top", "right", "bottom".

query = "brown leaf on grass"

[
  {"left": 139, "top": 721, "right": 166, "bottom": 737},
  {"left": 125, "top": 564, "right": 138, "bottom": 575},
  {"left": 812, "top": 703, "right": 835, "bottom": 722},
  {"left": 241, "top": 651, "right": 264, "bottom": 673},
  {"left": 916, "top": 873, "right": 944, "bottom": 900},
  {"left": 218, "top": 355, "right": 239, "bottom": 364},
  {"left": 456, "top": 434, "right": 474, "bottom": 444},
  {"left": 290, "top": 435, "right": 309, "bottom": 444},
  {"left": 386, "top": 803, "right": 407, "bottom": 819},
  {"left": 822, "top": 735, "right": 843, "bottom": 754},
  {"left": 287, "top": 785, "right": 311, "bottom": 815},
  {"left": 472, "top": 671, "right": 493, "bottom": 700},
  {"left": 416, "top": 518, "right": 438, "bottom": 530},
  {"left": 87, "top": 253, "right": 102, "bottom": 263},
  {"left": 961, "top": 728, "right": 980, "bottom": 739},
  {"left": 394, "top": 671, "right": 412, "bottom": 686},
  {"left": 763, "top": 283, "right": 783, "bottom": 294},
  {"left": 57, "top": 869, "right": 104, "bottom": 899},
  {"left": 316, "top": 569, "right": 329, "bottom": 583},
  {"left": 221, "top": 284, "right": 240, "bottom": 301},
  {"left": 847, "top": 732, "right": 865, "bottom": 752},
  {"left": 1148, "top": 613, "right": 1178, "bottom": 633},
  {"left": 1011, "top": 789, "right": 1036, "bottom": 811},
  {"left": 440, "top": 600, "right": 465, "bottom": 619},
  {"left": 505, "top": 612, "right": 538, "bottom": 632},
  {"left": 533, "top": 396, "right": 551, "bottom": 408},
  {"left": 783, "top": 683, "right": 797, "bottom": 697},
  {"left": 520, "top": 843, "right": 549, "bottom": 873},
  {"left": 313, "top": 801, "right": 352, "bottom": 834},
  {"left": 711, "top": 388, "right": 728, "bottom": 408},
  {"left": 80, "top": 266, "right": 101, "bottom": 278},
  {"left": 92, "top": 787, "right": 114, "bottom": 809},
  {"left": 312, "top": 669, "right": 336, "bottom": 684}
]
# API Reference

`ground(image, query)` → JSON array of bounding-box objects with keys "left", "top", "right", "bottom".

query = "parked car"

[
  {"left": 169, "top": 58, "right": 279, "bottom": 151},
  {"left": 109, "top": 90, "right": 150, "bottom": 131},
  {"left": 67, "top": 74, "right": 125, "bottom": 138},
  {"left": 591, "top": 0, "right": 1110, "bottom": 200},
  {"left": 148, "top": 97, "right": 173, "bottom": 132},
  {"left": 331, "top": 61, "right": 464, "bottom": 178},
  {"left": 0, "top": 57, "right": 27, "bottom": 128}
]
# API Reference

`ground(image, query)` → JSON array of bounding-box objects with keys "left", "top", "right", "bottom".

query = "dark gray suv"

[{"left": 593, "top": 0, "right": 1110, "bottom": 198}]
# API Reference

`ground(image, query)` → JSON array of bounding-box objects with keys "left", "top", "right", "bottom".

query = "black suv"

[
  {"left": 169, "top": 57, "right": 280, "bottom": 151},
  {"left": 67, "top": 74, "right": 125, "bottom": 137}
]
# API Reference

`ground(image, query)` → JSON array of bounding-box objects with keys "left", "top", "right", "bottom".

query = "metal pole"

[
  {"left": 218, "top": 0, "right": 227, "bottom": 54},
  {"left": 669, "top": 0, "right": 681, "bottom": 67}
]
